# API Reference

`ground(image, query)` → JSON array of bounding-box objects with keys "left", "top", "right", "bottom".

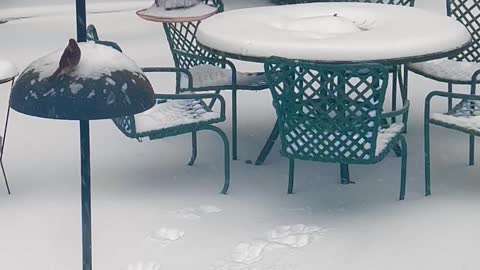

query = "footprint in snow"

[
  {"left": 148, "top": 227, "right": 184, "bottom": 245},
  {"left": 127, "top": 261, "right": 162, "bottom": 270},
  {"left": 172, "top": 205, "right": 222, "bottom": 219}
]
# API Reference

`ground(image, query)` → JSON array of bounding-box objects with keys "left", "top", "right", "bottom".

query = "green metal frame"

[
  {"left": 271, "top": 0, "right": 414, "bottom": 6},
  {"left": 424, "top": 69, "right": 480, "bottom": 196},
  {"left": 161, "top": 0, "right": 270, "bottom": 160},
  {"left": 0, "top": 77, "right": 13, "bottom": 194},
  {"left": 265, "top": 57, "right": 409, "bottom": 199},
  {"left": 87, "top": 24, "right": 230, "bottom": 194}
]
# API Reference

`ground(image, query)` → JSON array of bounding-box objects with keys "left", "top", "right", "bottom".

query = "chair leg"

[
  {"left": 207, "top": 90, "right": 221, "bottom": 110},
  {"left": 469, "top": 135, "right": 475, "bottom": 166},
  {"left": 424, "top": 119, "right": 431, "bottom": 196},
  {"left": 203, "top": 126, "right": 230, "bottom": 194},
  {"left": 393, "top": 143, "right": 402, "bottom": 157},
  {"left": 399, "top": 136, "right": 407, "bottom": 200},
  {"left": 340, "top": 164, "right": 352, "bottom": 184},
  {"left": 1, "top": 159, "right": 10, "bottom": 194},
  {"left": 391, "top": 66, "right": 398, "bottom": 124},
  {"left": 232, "top": 90, "right": 238, "bottom": 160},
  {"left": 288, "top": 158, "right": 295, "bottom": 194},
  {"left": 447, "top": 83, "right": 453, "bottom": 111},
  {"left": 188, "top": 132, "right": 197, "bottom": 166},
  {"left": 255, "top": 120, "right": 280, "bottom": 165}
]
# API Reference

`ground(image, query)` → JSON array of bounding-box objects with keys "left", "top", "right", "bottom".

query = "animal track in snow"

[
  {"left": 171, "top": 205, "right": 222, "bottom": 219},
  {"left": 224, "top": 224, "right": 326, "bottom": 266},
  {"left": 127, "top": 261, "right": 162, "bottom": 270},
  {"left": 148, "top": 227, "right": 184, "bottom": 245}
]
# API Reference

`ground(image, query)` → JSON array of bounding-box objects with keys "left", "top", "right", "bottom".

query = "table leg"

[{"left": 255, "top": 120, "right": 280, "bottom": 165}]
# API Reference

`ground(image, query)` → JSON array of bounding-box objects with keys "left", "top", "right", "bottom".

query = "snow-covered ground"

[{"left": 1, "top": 1, "right": 480, "bottom": 270}]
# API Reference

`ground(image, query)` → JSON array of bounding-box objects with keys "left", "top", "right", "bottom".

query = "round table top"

[
  {"left": 137, "top": 2, "right": 218, "bottom": 23},
  {"left": 197, "top": 3, "right": 471, "bottom": 64},
  {"left": 0, "top": 59, "right": 18, "bottom": 84}
]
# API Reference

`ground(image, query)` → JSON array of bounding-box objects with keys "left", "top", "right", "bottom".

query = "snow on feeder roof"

[
  {"left": 10, "top": 41, "right": 155, "bottom": 120},
  {"left": 0, "top": 59, "right": 18, "bottom": 83},
  {"left": 137, "top": 0, "right": 218, "bottom": 23}
]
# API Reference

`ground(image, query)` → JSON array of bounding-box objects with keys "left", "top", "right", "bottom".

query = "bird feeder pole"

[{"left": 75, "top": 1, "right": 92, "bottom": 269}]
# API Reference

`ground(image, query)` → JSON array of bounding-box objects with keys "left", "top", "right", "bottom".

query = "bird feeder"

[{"left": 10, "top": 40, "right": 155, "bottom": 270}]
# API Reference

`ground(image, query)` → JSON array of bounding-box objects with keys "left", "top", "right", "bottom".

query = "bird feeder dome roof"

[{"left": 10, "top": 42, "right": 155, "bottom": 120}]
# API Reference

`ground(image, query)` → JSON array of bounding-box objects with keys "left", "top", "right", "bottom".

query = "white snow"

[
  {"left": 0, "top": 59, "right": 18, "bottom": 81},
  {"left": 266, "top": 224, "right": 324, "bottom": 248},
  {"left": 197, "top": 3, "right": 471, "bottom": 62},
  {"left": 134, "top": 99, "right": 220, "bottom": 133},
  {"left": 149, "top": 227, "right": 185, "bottom": 241},
  {"left": 198, "top": 205, "right": 222, "bottom": 213},
  {"left": 25, "top": 42, "right": 143, "bottom": 81},
  {"left": 1, "top": 1, "right": 480, "bottom": 270},
  {"left": 137, "top": 2, "right": 217, "bottom": 22},
  {"left": 180, "top": 64, "right": 265, "bottom": 88},
  {"left": 408, "top": 58, "right": 480, "bottom": 83},
  {"left": 431, "top": 112, "right": 480, "bottom": 132}
]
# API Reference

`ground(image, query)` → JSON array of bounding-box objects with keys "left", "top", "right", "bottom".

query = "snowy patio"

[{"left": 1, "top": 1, "right": 480, "bottom": 270}]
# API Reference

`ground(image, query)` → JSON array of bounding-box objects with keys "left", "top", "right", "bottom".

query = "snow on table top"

[
  {"left": 136, "top": 2, "right": 217, "bottom": 23},
  {"left": 24, "top": 42, "right": 143, "bottom": 81},
  {"left": 197, "top": 2, "right": 471, "bottom": 62},
  {"left": 0, "top": 59, "right": 18, "bottom": 82}
]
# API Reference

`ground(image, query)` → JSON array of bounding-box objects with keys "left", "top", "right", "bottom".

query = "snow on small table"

[
  {"left": 0, "top": 59, "right": 18, "bottom": 83},
  {"left": 197, "top": 2, "right": 471, "bottom": 63},
  {"left": 136, "top": 2, "right": 218, "bottom": 23}
]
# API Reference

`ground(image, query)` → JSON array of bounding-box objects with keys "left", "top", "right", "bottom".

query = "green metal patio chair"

[
  {"left": 162, "top": 0, "right": 271, "bottom": 161},
  {"left": 424, "top": 70, "right": 480, "bottom": 196},
  {"left": 264, "top": 57, "right": 409, "bottom": 200},
  {"left": 409, "top": 0, "right": 480, "bottom": 166},
  {"left": 87, "top": 24, "right": 230, "bottom": 194}
]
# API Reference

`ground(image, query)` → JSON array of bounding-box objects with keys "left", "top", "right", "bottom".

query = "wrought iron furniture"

[
  {"left": 196, "top": 2, "right": 470, "bottom": 165},
  {"left": 272, "top": 0, "right": 414, "bottom": 5},
  {"left": 0, "top": 60, "right": 17, "bottom": 194},
  {"left": 409, "top": 0, "right": 480, "bottom": 166},
  {"left": 424, "top": 70, "right": 480, "bottom": 195},
  {"left": 137, "top": 0, "right": 271, "bottom": 161},
  {"left": 264, "top": 57, "right": 409, "bottom": 199},
  {"left": 87, "top": 24, "right": 230, "bottom": 194}
]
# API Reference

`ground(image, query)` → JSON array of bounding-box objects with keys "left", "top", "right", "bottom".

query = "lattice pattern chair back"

[
  {"left": 448, "top": 0, "right": 480, "bottom": 62},
  {"left": 265, "top": 58, "right": 389, "bottom": 164},
  {"left": 163, "top": 0, "right": 224, "bottom": 70}
]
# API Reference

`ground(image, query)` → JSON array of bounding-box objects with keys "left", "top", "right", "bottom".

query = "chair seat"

[
  {"left": 180, "top": 64, "right": 268, "bottom": 90},
  {"left": 408, "top": 58, "right": 480, "bottom": 84},
  {"left": 134, "top": 98, "right": 222, "bottom": 134},
  {"left": 430, "top": 99, "right": 480, "bottom": 135},
  {"left": 285, "top": 123, "right": 405, "bottom": 160}
]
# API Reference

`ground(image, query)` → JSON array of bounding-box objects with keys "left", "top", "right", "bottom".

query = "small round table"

[{"left": 196, "top": 2, "right": 471, "bottom": 165}]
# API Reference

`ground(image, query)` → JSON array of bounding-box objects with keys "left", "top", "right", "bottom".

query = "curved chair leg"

[
  {"left": 188, "top": 132, "right": 198, "bottom": 166},
  {"left": 1, "top": 160, "right": 9, "bottom": 194},
  {"left": 447, "top": 83, "right": 453, "bottom": 111},
  {"left": 399, "top": 136, "right": 407, "bottom": 200},
  {"left": 288, "top": 158, "right": 295, "bottom": 194},
  {"left": 469, "top": 135, "right": 475, "bottom": 166},
  {"left": 424, "top": 117, "right": 431, "bottom": 196},
  {"left": 202, "top": 125, "right": 230, "bottom": 194},
  {"left": 232, "top": 89, "right": 238, "bottom": 160}
]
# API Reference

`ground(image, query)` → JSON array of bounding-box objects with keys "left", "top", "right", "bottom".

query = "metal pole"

[
  {"left": 80, "top": 120, "right": 92, "bottom": 270},
  {"left": 76, "top": 0, "right": 87, "bottom": 42}
]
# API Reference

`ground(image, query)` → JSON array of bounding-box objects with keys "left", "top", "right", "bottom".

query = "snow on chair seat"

[
  {"left": 180, "top": 64, "right": 268, "bottom": 90},
  {"left": 408, "top": 58, "right": 480, "bottom": 84},
  {"left": 430, "top": 99, "right": 480, "bottom": 135},
  {"left": 134, "top": 98, "right": 223, "bottom": 134}
]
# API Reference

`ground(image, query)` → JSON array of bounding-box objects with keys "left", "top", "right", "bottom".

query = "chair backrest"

[
  {"left": 86, "top": 24, "right": 138, "bottom": 138},
  {"left": 264, "top": 57, "right": 389, "bottom": 163},
  {"left": 448, "top": 0, "right": 480, "bottom": 62},
  {"left": 163, "top": 0, "right": 224, "bottom": 70}
]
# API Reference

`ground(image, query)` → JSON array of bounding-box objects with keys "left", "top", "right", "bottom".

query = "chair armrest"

[
  {"left": 172, "top": 50, "right": 238, "bottom": 82},
  {"left": 382, "top": 100, "right": 410, "bottom": 119},
  {"left": 154, "top": 93, "right": 226, "bottom": 118},
  {"left": 142, "top": 67, "right": 193, "bottom": 89},
  {"left": 425, "top": 90, "right": 480, "bottom": 121}
]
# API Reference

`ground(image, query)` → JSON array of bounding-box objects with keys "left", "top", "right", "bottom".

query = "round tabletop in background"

[
  {"left": 197, "top": 3, "right": 471, "bottom": 64},
  {"left": 137, "top": 2, "right": 218, "bottom": 23}
]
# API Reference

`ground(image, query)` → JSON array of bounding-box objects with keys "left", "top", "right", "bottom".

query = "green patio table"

[{"left": 196, "top": 2, "right": 471, "bottom": 165}]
